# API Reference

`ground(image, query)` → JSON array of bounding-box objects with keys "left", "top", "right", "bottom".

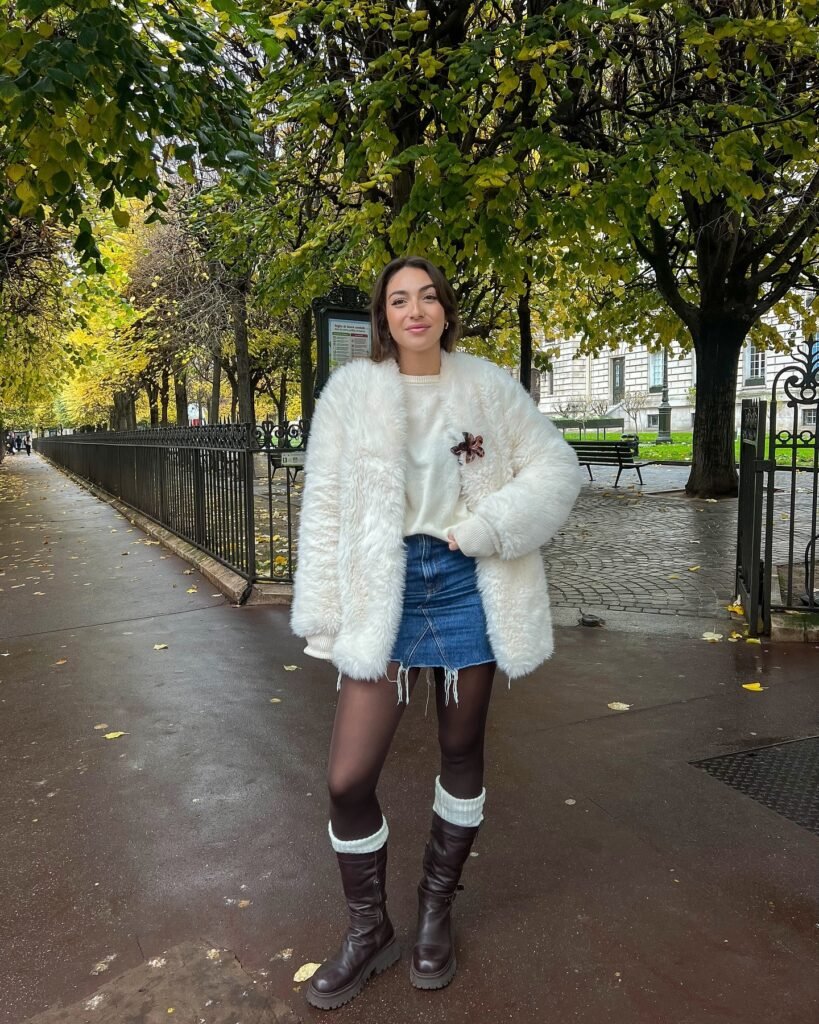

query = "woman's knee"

[{"left": 326, "top": 767, "right": 376, "bottom": 810}]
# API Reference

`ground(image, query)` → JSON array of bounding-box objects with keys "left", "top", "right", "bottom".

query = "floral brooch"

[{"left": 451, "top": 432, "right": 485, "bottom": 463}]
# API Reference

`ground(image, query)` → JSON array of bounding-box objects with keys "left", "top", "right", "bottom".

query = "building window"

[
  {"left": 647, "top": 413, "right": 659, "bottom": 428},
  {"left": 803, "top": 406, "right": 817, "bottom": 427},
  {"left": 648, "top": 352, "right": 664, "bottom": 392},
  {"left": 612, "top": 357, "right": 625, "bottom": 403},
  {"left": 744, "top": 342, "right": 765, "bottom": 385},
  {"left": 546, "top": 369, "right": 554, "bottom": 396}
]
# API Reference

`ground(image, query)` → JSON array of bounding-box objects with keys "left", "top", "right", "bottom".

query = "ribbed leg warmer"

[
  {"left": 432, "top": 775, "right": 485, "bottom": 828},
  {"left": 328, "top": 815, "right": 389, "bottom": 854}
]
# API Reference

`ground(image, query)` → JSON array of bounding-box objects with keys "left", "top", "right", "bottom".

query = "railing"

[
  {"left": 736, "top": 340, "right": 819, "bottom": 634},
  {"left": 34, "top": 421, "right": 307, "bottom": 589}
]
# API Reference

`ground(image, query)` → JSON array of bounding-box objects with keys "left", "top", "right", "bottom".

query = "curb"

[{"left": 38, "top": 456, "right": 253, "bottom": 605}]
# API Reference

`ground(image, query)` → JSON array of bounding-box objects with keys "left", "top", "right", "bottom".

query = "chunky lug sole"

[
  {"left": 306, "top": 937, "right": 401, "bottom": 1010},
  {"left": 409, "top": 954, "right": 457, "bottom": 991}
]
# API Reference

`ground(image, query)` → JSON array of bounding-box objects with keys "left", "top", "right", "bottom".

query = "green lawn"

[{"left": 559, "top": 431, "right": 817, "bottom": 467}]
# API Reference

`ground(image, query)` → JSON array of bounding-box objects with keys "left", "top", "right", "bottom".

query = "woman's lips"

[{"left": 407, "top": 325, "right": 429, "bottom": 332}]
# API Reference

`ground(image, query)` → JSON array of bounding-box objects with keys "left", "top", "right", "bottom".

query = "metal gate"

[{"left": 736, "top": 340, "right": 819, "bottom": 635}]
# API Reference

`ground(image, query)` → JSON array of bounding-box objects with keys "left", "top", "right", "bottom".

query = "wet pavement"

[{"left": 1, "top": 454, "right": 818, "bottom": 1024}]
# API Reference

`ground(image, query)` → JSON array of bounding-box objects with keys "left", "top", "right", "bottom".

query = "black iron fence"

[
  {"left": 34, "top": 421, "right": 307, "bottom": 588},
  {"left": 737, "top": 340, "right": 818, "bottom": 634}
]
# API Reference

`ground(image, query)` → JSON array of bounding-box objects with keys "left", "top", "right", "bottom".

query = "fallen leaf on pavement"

[
  {"left": 745, "top": 637, "right": 762, "bottom": 645},
  {"left": 701, "top": 632, "right": 723, "bottom": 642},
  {"left": 93, "top": 724, "right": 109, "bottom": 730},
  {"left": 186, "top": 587, "right": 198, "bottom": 594},
  {"left": 103, "top": 731, "right": 128, "bottom": 739},
  {"left": 688, "top": 565, "right": 701, "bottom": 572},
  {"left": 153, "top": 643, "right": 169, "bottom": 651},
  {"left": 742, "top": 682, "right": 766, "bottom": 692},
  {"left": 607, "top": 701, "right": 631, "bottom": 711},
  {"left": 726, "top": 602, "right": 744, "bottom": 614},
  {"left": 54, "top": 658, "right": 67, "bottom": 665},
  {"left": 283, "top": 665, "right": 299, "bottom": 671},
  {"left": 270, "top": 698, "right": 282, "bottom": 704},
  {"left": 293, "top": 963, "right": 321, "bottom": 983}
]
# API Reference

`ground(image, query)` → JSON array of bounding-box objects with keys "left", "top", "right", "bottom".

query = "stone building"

[{"left": 537, "top": 325, "right": 818, "bottom": 434}]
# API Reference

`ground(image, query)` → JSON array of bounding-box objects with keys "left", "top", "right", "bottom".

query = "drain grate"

[{"left": 693, "top": 736, "right": 819, "bottom": 836}]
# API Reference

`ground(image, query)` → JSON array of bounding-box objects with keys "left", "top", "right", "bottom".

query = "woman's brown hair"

[{"left": 369, "top": 256, "right": 461, "bottom": 363}]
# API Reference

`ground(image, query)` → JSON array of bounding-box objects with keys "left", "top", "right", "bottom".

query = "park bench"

[{"left": 568, "top": 438, "right": 648, "bottom": 487}]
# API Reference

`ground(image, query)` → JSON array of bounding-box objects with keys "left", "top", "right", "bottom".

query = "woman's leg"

[
  {"left": 435, "top": 661, "right": 496, "bottom": 799},
  {"left": 308, "top": 664, "right": 420, "bottom": 1010},
  {"left": 410, "top": 661, "right": 496, "bottom": 991},
  {"left": 327, "top": 664, "right": 420, "bottom": 841}
]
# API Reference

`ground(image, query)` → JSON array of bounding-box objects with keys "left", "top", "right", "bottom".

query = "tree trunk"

[
  {"left": 209, "top": 347, "right": 222, "bottom": 425},
  {"left": 174, "top": 371, "right": 188, "bottom": 426},
  {"left": 160, "top": 368, "right": 170, "bottom": 426},
  {"left": 686, "top": 319, "right": 748, "bottom": 498},
  {"left": 517, "top": 276, "right": 533, "bottom": 397},
  {"left": 299, "top": 305, "right": 314, "bottom": 422},
  {"left": 232, "top": 277, "right": 255, "bottom": 427},
  {"left": 111, "top": 392, "right": 133, "bottom": 432},
  {"left": 146, "top": 381, "right": 159, "bottom": 427}
]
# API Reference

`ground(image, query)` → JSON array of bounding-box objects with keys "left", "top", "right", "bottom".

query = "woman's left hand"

[{"left": 447, "top": 532, "right": 460, "bottom": 551}]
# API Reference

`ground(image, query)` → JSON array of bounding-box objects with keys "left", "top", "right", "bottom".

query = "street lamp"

[{"left": 656, "top": 347, "right": 672, "bottom": 443}]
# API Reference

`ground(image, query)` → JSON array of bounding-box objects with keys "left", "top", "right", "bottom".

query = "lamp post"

[{"left": 656, "top": 347, "right": 672, "bottom": 443}]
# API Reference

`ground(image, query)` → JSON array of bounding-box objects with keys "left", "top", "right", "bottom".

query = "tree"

[
  {"left": 0, "top": 0, "right": 257, "bottom": 275},
  {"left": 543, "top": 1, "right": 819, "bottom": 496},
  {"left": 621, "top": 391, "right": 650, "bottom": 434}
]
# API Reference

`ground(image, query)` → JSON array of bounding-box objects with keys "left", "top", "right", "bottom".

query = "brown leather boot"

[
  {"left": 306, "top": 844, "right": 400, "bottom": 1010},
  {"left": 410, "top": 813, "right": 479, "bottom": 990}
]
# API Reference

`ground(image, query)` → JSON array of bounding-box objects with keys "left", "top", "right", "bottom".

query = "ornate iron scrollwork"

[
  {"left": 741, "top": 401, "right": 760, "bottom": 442},
  {"left": 772, "top": 339, "right": 819, "bottom": 407}
]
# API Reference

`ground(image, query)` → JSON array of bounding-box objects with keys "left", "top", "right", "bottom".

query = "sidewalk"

[{"left": 1, "top": 455, "right": 817, "bottom": 1024}]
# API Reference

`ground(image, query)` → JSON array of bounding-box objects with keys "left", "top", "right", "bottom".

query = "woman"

[{"left": 291, "top": 256, "right": 582, "bottom": 1010}]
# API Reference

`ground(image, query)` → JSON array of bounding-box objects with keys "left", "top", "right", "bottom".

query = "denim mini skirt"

[{"left": 388, "top": 534, "right": 495, "bottom": 705}]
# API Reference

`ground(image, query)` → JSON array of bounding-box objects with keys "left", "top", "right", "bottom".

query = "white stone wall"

[{"left": 539, "top": 321, "right": 818, "bottom": 435}]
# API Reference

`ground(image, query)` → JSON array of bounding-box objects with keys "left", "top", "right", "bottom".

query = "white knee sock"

[
  {"left": 328, "top": 815, "right": 389, "bottom": 854},
  {"left": 433, "top": 776, "right": 485, "bottom": 827}
]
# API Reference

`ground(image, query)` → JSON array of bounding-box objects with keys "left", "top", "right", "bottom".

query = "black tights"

[{"left": 327, "top": 662, "right": 496, "bottom": 841}]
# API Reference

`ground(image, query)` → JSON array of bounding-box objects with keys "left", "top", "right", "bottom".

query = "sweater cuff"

[
  {"left": 304, "top": 634, "right": 335, "bottom": 661},
  {"left": 452, "top": 516, "right": 498, "bottom": 558}
]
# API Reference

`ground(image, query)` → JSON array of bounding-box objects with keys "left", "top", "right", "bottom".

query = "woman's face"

[{"left": 384, "top": 266, "right": 446, "bottom": 359}]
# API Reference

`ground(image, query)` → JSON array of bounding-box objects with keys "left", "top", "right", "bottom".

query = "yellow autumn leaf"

[
  {"left": 701, "top": 632, "right": 723, "bottom": 642},
  {"left": 745, "top": 637, "right": 762, "bottom": 645},
  {"left": 153, "top": 643, "right": 169, "bottom": 650},
  {"left": 238, "top": 899, "right": 251, "bottom": 908},
  {"left": 726, "top": 603, "right": 744, "bottom": 614},
  {"left": 293, "top": 963, "right": 321, "bottom": 983},
  {"left": 104, "top": 731, "right": 128, "bottom": 739},
  {"left": 54, "top": 658, "right": 67, "bottom": 665},
  {"left": 270, "top": 697, "right": 282, "bottom": 704},
  {"left": 607, "top": 701, "right": 631, "bottom": 711},
  {"left": 93, "top": 723, "right": 109, "bottom": 730},
  {"left": 742, "top": 682, "right": 766, "bottom": 692},
  {"left": 283, "top": 665, "right": 299, "bottom": 671},
  {"left": 688, "top": 565, "right": 701, "bottom": 572},
  {"left": 186, "top": 587, "right": 198, "bottom": 594}
]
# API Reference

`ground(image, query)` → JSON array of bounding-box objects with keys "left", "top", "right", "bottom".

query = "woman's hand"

[{"left": 447, "top": 532, "right": 460, "bottom": 551}]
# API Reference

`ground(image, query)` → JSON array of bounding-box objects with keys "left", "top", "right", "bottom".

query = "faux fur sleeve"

[
  {"left": 469, "top": 370, "right": 583, "bottom": 560},
  {"left": 290, "top": 379, "right": 345, "bottom": 642}
]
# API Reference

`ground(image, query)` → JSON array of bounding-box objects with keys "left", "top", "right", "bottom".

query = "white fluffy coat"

[{"left": 290, "top": 350, "right": 583, "bottom": 680}]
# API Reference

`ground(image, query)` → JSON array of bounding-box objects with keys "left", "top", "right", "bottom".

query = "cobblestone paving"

[
  {"left": 547, "top": 463, "right": 818, "bottom": 617},
  {"left": 546, "top": 467, "right": 737, "bottom": 617}
]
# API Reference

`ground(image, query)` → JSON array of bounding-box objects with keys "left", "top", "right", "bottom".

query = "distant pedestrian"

[
  {"left": 292, "top": 256, "right": 582, "bottom": 1009},
  {"left": 24, "top": 434, "right": 31, "bottom": 456},
  {"left": 15, "top": 434, "right": 22, "bottom": 451}
]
